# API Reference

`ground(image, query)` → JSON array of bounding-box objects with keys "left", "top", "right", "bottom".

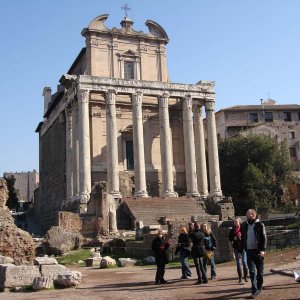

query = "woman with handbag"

[
  {"left": 189, "top": 222, "right": 208, "bottom": 284},
  {"left": 175, "top": 227, "right": 192, "bottom": 279},
  {"left": 201, "top": 223, "right": 217, "bottom": 280},
  {"left": 229, "top": 217, "right": 248, "bottom": 283}
]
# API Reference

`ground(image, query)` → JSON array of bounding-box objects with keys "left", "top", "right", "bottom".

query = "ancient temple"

[{"left": 35, "top": 14, "right": 223, "bottom": 231}]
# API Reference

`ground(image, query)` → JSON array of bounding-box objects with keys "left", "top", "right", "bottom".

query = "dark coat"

[
  {"left": 241, "top": 220, "right": 267, "bottom": 252},
  {"left": 228, "top": 226, "right": 243, "bottom": 251},
  {"left": 152, "top": 236, "right": 170, "bottom": 264},
  {"left": 175, "top": 233, "right": 192, "bottom": 255},
  {"left": 189, "top": 229, "right": 205, "bottom": 258}
]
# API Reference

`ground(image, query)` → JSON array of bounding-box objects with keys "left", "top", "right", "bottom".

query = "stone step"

[{"left": 120, "top": 197, "right": 208, "bottom": 227}]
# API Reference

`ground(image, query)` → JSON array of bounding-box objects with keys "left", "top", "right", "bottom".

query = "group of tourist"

[{"left": 151, "top": 209, "right": 267, "bottom": 299}]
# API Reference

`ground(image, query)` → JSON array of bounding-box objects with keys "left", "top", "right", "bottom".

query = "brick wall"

[
  {"left": 35, "top": 118, "right": 66, "bottom": 231},
  {"left": 57, "top": 211, "right": 82, "bottom": 232}
]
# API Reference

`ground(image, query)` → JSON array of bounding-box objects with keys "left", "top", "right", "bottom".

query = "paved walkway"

[{"left": 4, "top": 260, "right": 300, "bottom": 300}]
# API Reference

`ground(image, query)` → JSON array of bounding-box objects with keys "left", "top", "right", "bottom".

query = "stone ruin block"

[
  {"left": 55, "top": 271, "right": 82, "bottom": 288},
  {"left": 32, "top": 276, "right": 53, "bottom": 290},
  {"left": 85, "top": 257, "right": 101, "bottom": 267},
  {"left": 40, "top": 264, "right": 67, "bottom": 280},
  {"left": 0, "top": 264, "right": 40, "bottom": 290},
  {"left": 34, "top": 257, "right": 58, "bottom": 265},
  {"left": 118, "top": 258, "right": 138, "bottom": 267},
  {"left": 0, "top": 178, "right": 35, "bottom": 265}
]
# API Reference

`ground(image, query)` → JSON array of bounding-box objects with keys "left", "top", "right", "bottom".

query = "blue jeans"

[
  {"left": 180, "top": 249, "right": 192, "bottom": 278},
  {"left": 203, "top": 254, "right": 217, "bottom": 278},
  {"left": 234, "top": 248, "right": 247, "bottom": 270},
  {"left": 193, "top": 256, "right": 207, "bottom": 282},
  {"left": 247, "top": 249, "right": 264, "bottom": 293}
]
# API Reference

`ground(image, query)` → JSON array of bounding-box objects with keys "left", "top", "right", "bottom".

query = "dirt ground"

[{"left": 2, "top": 247, "right": 300, "bottom": 300}]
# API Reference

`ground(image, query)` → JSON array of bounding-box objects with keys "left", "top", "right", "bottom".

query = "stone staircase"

[{"left": 117, "top": 197, "right": 216, "bottom": 229}]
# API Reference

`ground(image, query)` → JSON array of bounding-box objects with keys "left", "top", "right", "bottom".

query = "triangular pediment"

[{"left": 123, "top": 49, "right": 137, "bottom": 56}]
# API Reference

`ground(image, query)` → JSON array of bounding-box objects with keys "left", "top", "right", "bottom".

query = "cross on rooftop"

[{"left": 121, "top": 3, "right": 131, "bottom": 17}]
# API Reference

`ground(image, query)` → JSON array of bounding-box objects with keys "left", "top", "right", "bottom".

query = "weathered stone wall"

[
  {"left": 267, "top": 229, "right": 300, "bottom": 251},
  {"left": 210, "top": 221, "right": 233, "bottom": 263},
  {"left": 36, "top": 118, "right": 66, "bottom": 231},
  {"left": 0, "top": 178, "right": 35, "bottom": 265},
  {"left": 56, "top": 182, "right": 112, "bottom": 237},
  {"left": 57, "top": 212, "right": 82, "bottom": 232}
]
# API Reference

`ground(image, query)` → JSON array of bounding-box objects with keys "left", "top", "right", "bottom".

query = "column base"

[
  {"left": 161, "top": 191, "right": 178, "bottom": 198},
  {"left": 79, "top": 192, "right": 90, "bottom": 204},
  {"left": 209, "top": 190, "right": 223, "bottom": 198},
  {"left": 109, "top": 191, "right": 122, "bottom": 199},
  {"left": 199, "top": 193, "right": 209, "bottom": 201},
  {"left": 134, "top": 190, "right": 149, "bottom": 198},
  {"left": 186, "top": 191, "right": 200, "bottom": 198},
  {"left": 79, "top": 204, "right": 87, "bottom": 213}
]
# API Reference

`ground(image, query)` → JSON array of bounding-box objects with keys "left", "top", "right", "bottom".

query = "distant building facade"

[
  {"left": 35, "top": 14, "right": 223, "bottom": 231},
  {"left": 3, "top": 170, "right": 39, "bottom": 202},
  {"left": 213, "top": 99, "right": 300, "bottom": 170}
]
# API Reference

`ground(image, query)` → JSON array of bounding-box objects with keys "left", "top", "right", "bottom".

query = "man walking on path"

[{"left": 241, "top": 209, "right": 267, "bottom": 299}]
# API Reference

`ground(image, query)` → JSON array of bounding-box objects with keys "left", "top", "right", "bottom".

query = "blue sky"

[{"left": 0, "top": 0, "right": 300, "bottom": 175}]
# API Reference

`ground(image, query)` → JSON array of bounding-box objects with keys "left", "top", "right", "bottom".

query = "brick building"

[
  {"left": 213, "top": 99, "right": 300, "bottom": 170},
  {"left": 3, "top": 170, "right": 39, "bottom": 203}
]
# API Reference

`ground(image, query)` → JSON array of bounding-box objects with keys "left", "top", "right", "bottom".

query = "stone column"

[
  {"left": 65, "top": 105, "right": 74, "bottom": 202},
  {"left": 205, "top": 99, "right": 222, "bottom": 197},
  {"left": 77, "top": 89, "right": 91, "bottom": 204},
  {"left": 72, "top": 103, "right": 80, "bottom": 197},
  {"left": 159, "top": 92, "right": 177, "bottom": 197},
  {"left": 105, "top": 90, "right": 121, "bottom": 198},
  {"left": 193, "top": 103, "right": 208, "bottom": 198},
  {"left": 132, "top": 91, "right": 148, "bottom": 197},
  {"left": 182, "top": 95, "right": 200, "bottom": 197}
]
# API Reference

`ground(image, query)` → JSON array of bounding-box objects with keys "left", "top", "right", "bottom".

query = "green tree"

[
  {"left": 3, "top": 175, "right": 19, "bottom": 209},
  {"left": 219, "top": 134, "right": 295, "bottom": 215}
]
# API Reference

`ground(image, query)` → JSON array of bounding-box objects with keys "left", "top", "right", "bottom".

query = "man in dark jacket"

[
  {"left": 152, "top": 230, "right": 170, "bottom": 284},
  {"left": 241, "top": 209, "right": 267, "bottom": 299}
]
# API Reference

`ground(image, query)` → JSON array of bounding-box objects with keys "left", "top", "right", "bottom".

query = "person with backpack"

[
  {"left": 229, "top": 217, "right": 248, "bottom": 283},
  {"left": 201, "top": 223, "right": 217, "bottom": 280}
]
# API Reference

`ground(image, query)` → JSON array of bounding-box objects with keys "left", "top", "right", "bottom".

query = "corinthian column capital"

[
  {"left": 77, "top": 89, "right": 90, "bottom": 103},
  {"left": 159, "top": 92, "right": 169, "bottom": 108},
  {"left": 205, "top": 100, "right": 215, "bottom": 112},
  {"left": 132, "top": 91, "right": 143, "bottom": 107},
  {"left": 105, "top": 90, "right": 117, "bottom": 107},
  {"left": 184, "top": 94, "right": 193, "bottom": 110}
]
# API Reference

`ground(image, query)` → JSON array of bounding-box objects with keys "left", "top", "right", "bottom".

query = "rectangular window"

[
  {"left": 289, "top": 147, "right": 296, "bottom": 158},
  {"left": 249, "top": 113, "right": 258, "bottom": 123},
  {"left": 124, "top": 61, "right": 135, "bottom": 79},
  {"left": 126, "top": 141, "right": 134, "bottom": 170},
  {"left": 264, "top": 111, "right": 273, "bottom": 122},
  {"left": 290, "top": 131, "right": 295, "bottom": 139},
  {"left": 283, "top": 112, "right": 292, "bottom": 121},
  {"left": 298, "top": 111, "right": 300, "bottom": 121}
]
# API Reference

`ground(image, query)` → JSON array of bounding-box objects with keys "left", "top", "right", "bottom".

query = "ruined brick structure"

[{"left": 0, "top": 178, "right": 35, "bottom": 265}]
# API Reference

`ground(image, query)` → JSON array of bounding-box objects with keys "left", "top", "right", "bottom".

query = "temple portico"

[{"left": 58, "top": 75, "right": 222, "bottom": 202}]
